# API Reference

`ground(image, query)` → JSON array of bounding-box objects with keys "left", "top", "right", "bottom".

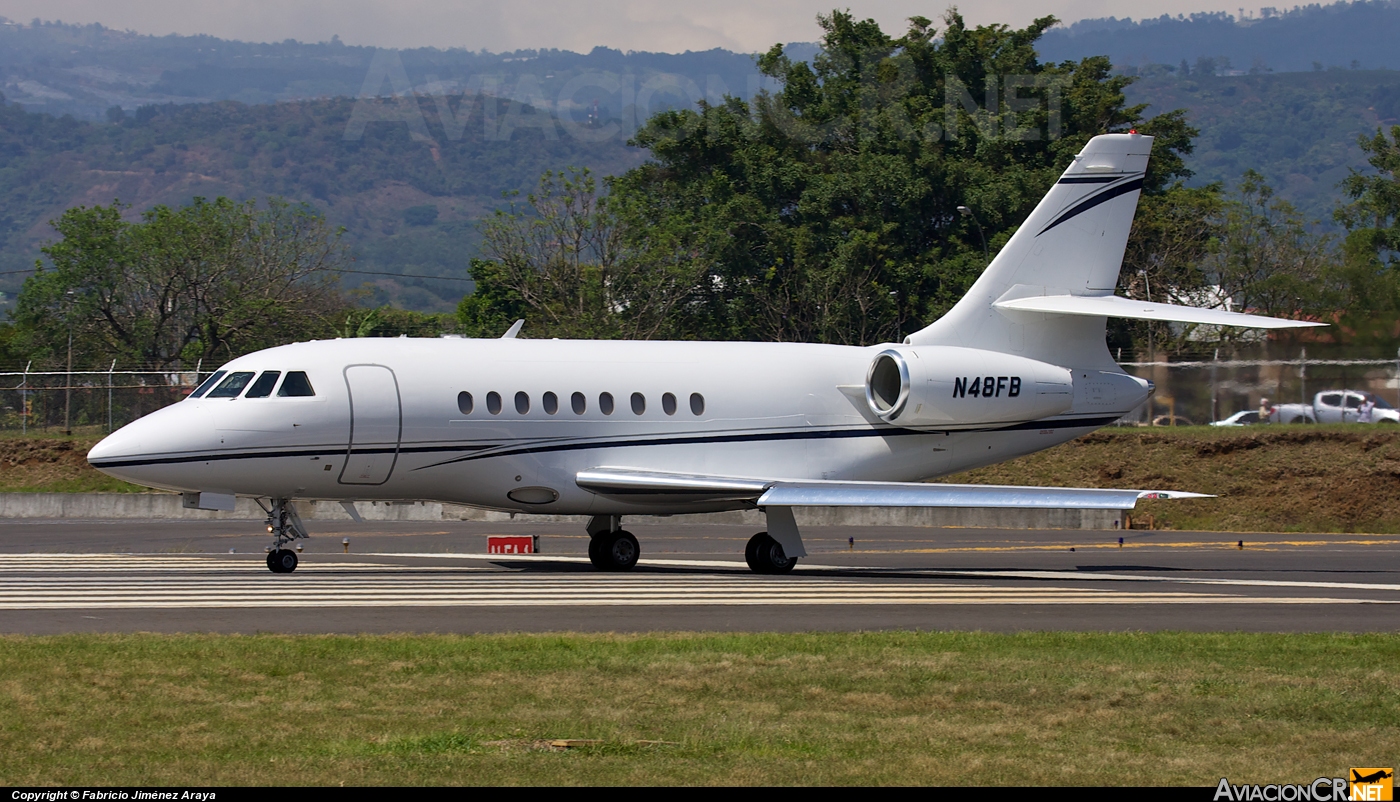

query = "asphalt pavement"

[{"left": 0, "top": 518, "right": 1395, "bottom": 634}]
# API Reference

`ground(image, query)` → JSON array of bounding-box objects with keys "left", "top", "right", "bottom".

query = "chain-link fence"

[
  {"left": 0, "top": 366, "right": 206, "bottom": 436},
  {"left": 1, "top": 344, "right": 1396, "bottom": 435},
  {"left": 1114, "top": 344, "right": 1400, "bottom": 426}
]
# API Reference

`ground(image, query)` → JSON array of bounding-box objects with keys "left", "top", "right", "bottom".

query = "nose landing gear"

[{"left": 257, "top": 498, "right": 309, "bottom": 573}]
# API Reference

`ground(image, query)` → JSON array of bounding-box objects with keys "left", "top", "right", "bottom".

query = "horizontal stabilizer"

[
  {"left": 578, "top": 468, "right": 1210, "bottom": 510},
  {"left": 993, "top": 294, "right": 1325, "bottom": 329}
]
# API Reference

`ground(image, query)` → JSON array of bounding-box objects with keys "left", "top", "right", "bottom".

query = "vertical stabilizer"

[{"left": 906, "top": 133, "right": 1153, "bottom": 369}]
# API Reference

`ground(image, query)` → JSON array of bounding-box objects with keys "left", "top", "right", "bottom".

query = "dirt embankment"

[
  {"left": 0, "top": 428, "right": 1397, "bottom": 531},
  {"left": 946, "top": 427, "right": 1400, "bottom": 533},
  {"left": 0, "top": 437, "right": 141, "bottom": 493}
]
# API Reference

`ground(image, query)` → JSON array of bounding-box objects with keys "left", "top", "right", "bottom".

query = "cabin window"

[
  {"left": 515, "top": 391, "right": 530, "bottom": 414},
  {"left": 690, "top": 392, "right": 705, "bottom": 416},
  {"left": 457, "top": 391, "right": 473, "bottom": 415},
  {"left": 277, "top": 371, "right": 316, "bottom": 397},
  {"left": 189, "top": 370, "right": 226, "bottom": 399},
  {"left": 1321, "top": 393, "right": 1342, "bottom": 407},
  {"left": 245, "top": 371, "right": 281, "bottom": 398},
  {"left": 207, "top": 371, "right": 255, "bottom": 399},
  {"left": 662, "top": 392, "right": 677, "bottom": 415},
  {"left": 486, "top": 391, "right": 502, "bottom": 415},
  {"left": 631, "top": 392, "right": 646, "bottom": 415},
  {"left": 543, "top": 392, "right": 559, "bottom": 415},
  {"left": 571, "top": 392, "right": 586, "bottom": 415},
  {"left": 599, "top": 392, "right": 615, "bottom": 415},
  {"left": 1345, "top": 394, "right": 1363, "bottom": 409}
]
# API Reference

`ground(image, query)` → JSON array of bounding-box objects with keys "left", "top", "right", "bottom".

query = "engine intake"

[{"left": 865, "top": 346, "right": 1075, "bottom": 428}]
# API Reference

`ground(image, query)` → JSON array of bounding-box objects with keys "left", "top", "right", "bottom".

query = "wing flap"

[
  {"left": 993, "top": 294, "right": 1324, "bottom": 329},
  {"left": 760, "top": 481, "right": 1209, "bottom": 510},
  {"left": 577, "top": 468, "right": 1210, "bottom": 510}
]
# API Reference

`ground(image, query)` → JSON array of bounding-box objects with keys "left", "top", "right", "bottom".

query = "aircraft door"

[{"left": 339, "top": 365, "right": 401, "bottom": 485}]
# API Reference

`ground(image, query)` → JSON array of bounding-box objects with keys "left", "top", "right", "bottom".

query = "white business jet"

[{"left": 87, "top": 133, "right": 1319, "bottom": 574}]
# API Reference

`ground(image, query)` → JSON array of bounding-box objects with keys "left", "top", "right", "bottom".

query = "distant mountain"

[
  {"left": 0, "top": 18, "right": 779, "bottom": 123},
  {"left": 1038, "top": 0, "right": 1400, "bottom": 73},
  {"left": 1125, "top": 69, "right": 1400, "bottom": 223},
  {"left": 0, "top": 93, "right": 643, "bottom": 312}
]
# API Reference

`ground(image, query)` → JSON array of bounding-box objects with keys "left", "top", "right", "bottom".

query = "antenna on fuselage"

[{"left": 501, "top": 319, "right": 524, "bottom": 339}]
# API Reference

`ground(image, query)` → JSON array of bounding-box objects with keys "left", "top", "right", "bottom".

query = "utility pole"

[{"left": 956, "top": 206, "right": 989, "bottom": 267}]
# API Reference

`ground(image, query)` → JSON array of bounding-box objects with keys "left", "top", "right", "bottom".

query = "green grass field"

[{"left": 1, "top": 632, "right": 1396, "bottom": 785}]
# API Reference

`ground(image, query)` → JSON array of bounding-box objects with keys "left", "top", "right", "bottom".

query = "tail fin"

[
  {"left": 906, "top": 132, "right": 1321, "bottom": 366},
  {"left": 906, "top": 133, "right": 1152, "bottom": 368}
]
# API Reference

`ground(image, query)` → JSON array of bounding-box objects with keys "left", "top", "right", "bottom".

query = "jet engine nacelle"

[{"left": 865, "top": 346, "right": 1075, "bottom": 428}]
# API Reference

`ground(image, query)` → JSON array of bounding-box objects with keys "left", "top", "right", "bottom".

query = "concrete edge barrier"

[{"left": 0, "top": 493, "right": 1125, "bottom": 530}]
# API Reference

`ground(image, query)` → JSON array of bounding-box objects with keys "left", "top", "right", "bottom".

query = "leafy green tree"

[
  {"left": 17, "top": 197, "right": 346, "bottom": 368},
  {"left": 459, "top": 168, "right": 710, "bottom": 339},
  {"left": 600, "top": 9, "right": 1198, "bottom": 345},
  {"left": 1335, "top": 126, "right": 1400, "bottom": 318},
  {"left": 1211, "top": 170, "right": 1338, "bottom": 323}
]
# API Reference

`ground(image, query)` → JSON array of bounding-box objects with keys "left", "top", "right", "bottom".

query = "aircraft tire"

[
  {"left": 745, "top": 532, "right": 797, "bottom": 575},
  {"left": 595, "top": 530, "right": 639, "bottom": 571},
  {"left": 587, "top": 535, "right": 605, "bottom": 569},
  {"left": 267, "top": 549, "right": 298, "bottom": 574}
]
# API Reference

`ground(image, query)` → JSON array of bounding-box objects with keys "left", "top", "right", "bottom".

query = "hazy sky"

[{"left": 0, "top": 1, "right": 1267, "bottom": 52}]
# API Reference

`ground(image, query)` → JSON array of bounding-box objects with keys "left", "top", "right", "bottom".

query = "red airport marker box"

[{"left": 487, "top": 535, "right": 538, "bottom": 554}]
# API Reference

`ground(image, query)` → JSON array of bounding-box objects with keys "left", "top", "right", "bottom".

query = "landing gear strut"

[
  {"left": 746, "top": 531, "right": 797, "bottom": 574},
  {"left": 586, "top": 515, "right": 639, "bottom": 571},
  {"left": 258, "top": 498, "right": 308, "bottom": 574}
]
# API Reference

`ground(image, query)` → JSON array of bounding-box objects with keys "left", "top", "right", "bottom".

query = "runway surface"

[{"left": 1, "top": 519, "right": 1397, "bottom": 633}]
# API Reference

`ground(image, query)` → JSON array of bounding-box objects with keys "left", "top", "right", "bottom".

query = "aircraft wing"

[
  {"left": 575, "top": 468, "right": 1210, "bottom": 509},
  {"left": 992, "top": 294, "right": 1325, "bottom": 329}
]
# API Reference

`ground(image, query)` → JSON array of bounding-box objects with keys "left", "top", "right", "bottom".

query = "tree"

[
  {"left": 1335, "top": 125, "right": 1400, "bottom": 317},
  {"left": 459, "top": 168, "right": 710, "bottom": 339},
  {"left": 602, "top": 9, "right": 1197, "bottom": 345},
  {"left": 17, "top": 197, "right": 347, "bottom": 369},
  {"left": 1211, "top": 171, "right": 1337, "bottom": 324}
]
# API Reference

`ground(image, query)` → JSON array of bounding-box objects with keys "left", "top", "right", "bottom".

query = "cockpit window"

[
  {"left": 277, "top": 371, "right": 316, "bottom": 397},
  {"left": 189, "top": 370, "right": 227, "bottom": 399},
  {"left": 206, "top": 371, "right": 255, "bottom": 398},
  {"left": 245, "top": 371, "right": 281, "bottom": 398}
]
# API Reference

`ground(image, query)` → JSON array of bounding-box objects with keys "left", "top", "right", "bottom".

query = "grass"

[
  {"left": 0, "top": 435, "right": 145, "bottom": 493},
  {"left": 944, "top": 425, "right": 1400, "bottom": 533},
  {"left": 0, "top": 632, "right": 1397, "bottom": 785}
]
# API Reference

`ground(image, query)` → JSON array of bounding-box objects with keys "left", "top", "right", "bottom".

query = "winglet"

[{"left": 501, "top": 319, "right": 524, "bottom": 339}]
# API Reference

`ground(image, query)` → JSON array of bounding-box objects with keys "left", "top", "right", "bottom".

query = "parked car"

[
  {"left": 1151, "top": 414, "right": 1195, "bottom": 427},
  {"left": 1210, "top": 410, "right": 1263, "bottom": 426},
  {"left": 1268, "top": 391, "right": 1400, "bottom": 424}
]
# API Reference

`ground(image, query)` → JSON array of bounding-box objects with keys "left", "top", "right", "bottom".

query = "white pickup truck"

[{"left": 1268, "top": 390, "right": 1400, "bottom": 424}]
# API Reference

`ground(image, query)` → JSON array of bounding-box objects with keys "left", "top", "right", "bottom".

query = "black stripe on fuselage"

[
  {"left": 86, "top": 416, "right": 1122, "bottom": 471},
  {"left": 1038, "top": 176, "right": 1146, "bottom": 235}
]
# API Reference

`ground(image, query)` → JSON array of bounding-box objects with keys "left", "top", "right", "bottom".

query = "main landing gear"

[
  {"left": 745, "top": 531, "right": 797, "bottom": 574},
  {"left": 583, "top": 512, "right": 805, "bottom": 574},
  {"left": 586, "top": 515, "right": 639, "bottom": 571},
  {"left": 257, "top": 498, "right": 309, "bottom": 574}
]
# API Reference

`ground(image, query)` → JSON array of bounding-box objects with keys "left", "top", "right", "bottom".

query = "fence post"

[
  {"left": 107, "top": 360, "right": 116, "bottom": 433},
  {"left": 20, "top": 360, "right": 29, "bottom": 436}
]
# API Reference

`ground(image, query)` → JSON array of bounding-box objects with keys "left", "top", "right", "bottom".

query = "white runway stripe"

[{"left": 0, "top": 554, "right": 1388, "bottom": 609}]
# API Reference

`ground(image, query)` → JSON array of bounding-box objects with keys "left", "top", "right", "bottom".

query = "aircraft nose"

[{"left": 87, "top": 403, "right": 214, "bottom": 487}]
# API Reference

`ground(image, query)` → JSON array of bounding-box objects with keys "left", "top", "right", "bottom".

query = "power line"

[{"left": 0, "top": 267, "right": 472, "bottom": 282}]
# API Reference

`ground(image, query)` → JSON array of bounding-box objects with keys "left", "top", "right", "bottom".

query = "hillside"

[
  {"left": 944, "top": 426, "right": 1400, "bottom": 534},
  {"left": 1125, "top": 69, "right": 1400, "bottom": 222},
  {"left": 0, "top": 93, "right": 644, "bottom": 311},
  {"left": 1038, "top": 0, "right": 1400, "bottom": 73}
]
